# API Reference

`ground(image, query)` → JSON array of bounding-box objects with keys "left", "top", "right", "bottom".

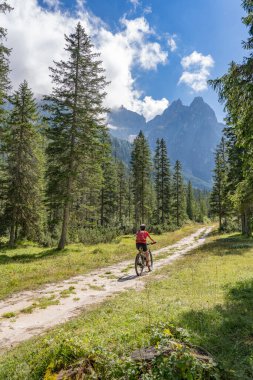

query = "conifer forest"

[
  {"left": 0, "top": 4, "right": 210, "bottom": 250},
  {"left": 1, "top": 2, "right": 253, "bottom": 379}
]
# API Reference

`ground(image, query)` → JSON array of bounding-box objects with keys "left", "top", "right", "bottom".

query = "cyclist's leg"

[{"left": 144, "top": 244, "right": 151, "bottom": 269}]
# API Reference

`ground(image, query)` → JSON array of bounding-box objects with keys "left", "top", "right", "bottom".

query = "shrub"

[
  {"left": 149, "top": 224, "right": 177, "bottom": 235},
  {"left": 78, "top": 227, "right": 121, "bottom": 245},
  {"left": 45, "top": 324, "right": 221, "bottom": 380}
]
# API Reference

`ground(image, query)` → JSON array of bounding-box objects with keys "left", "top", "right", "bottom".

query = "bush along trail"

[{"left": 0, "top": 227, "right": 212, "bottom": 351}]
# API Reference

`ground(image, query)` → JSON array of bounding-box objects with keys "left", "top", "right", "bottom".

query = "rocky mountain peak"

[{"left": 108, "top": 98, "right": 224, "bottom": 188}]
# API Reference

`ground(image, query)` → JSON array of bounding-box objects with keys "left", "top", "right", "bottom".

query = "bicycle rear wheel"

[
  {"left": 135, "top": 253, "right": 144, "bottom": 276},
  {"left": 149, "top": 250, "right": 153, "bottom": 270}
]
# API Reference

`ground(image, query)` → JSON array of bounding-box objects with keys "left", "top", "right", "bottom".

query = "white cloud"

[
  {"left": 168, "top": 35, "right": 177, "bottom": 52},
  {"left": 128, "top": 134, "right": 137, "bottom": 143},
  {"left": 129, "top": 0, "right": 140, "bottom": 10},
  {"left": 42, "top": 0, "right": 60, "bottom": 9},
  {"left": 179, "top": 50, "right": 214, "bottom": 92},
  {"left": 133, "top": 96, "right": 169, "bottom": 121},
  {"left": 144, "top": 6, "right": 152, "bottom": 14},
  {"left": 139, "top": 42, "right": 168, "bottom": 70},
  {"left": 107, "top": 124, "right": 119, "bottom": 130},
  {"left": 120, "top": 17, "right": 152, "bottom": 42},
  {"left": 0, "top": 0, "right": 169, "bottom": 119}
]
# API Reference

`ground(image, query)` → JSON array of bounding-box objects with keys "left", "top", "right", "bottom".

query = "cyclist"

[{"left": 136, "top": 224, "right": 156, "bottom": 271}]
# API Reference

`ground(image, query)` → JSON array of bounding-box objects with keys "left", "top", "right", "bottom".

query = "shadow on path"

[{"left": 118, "top": 274, "right": 138, "bottom": 282}]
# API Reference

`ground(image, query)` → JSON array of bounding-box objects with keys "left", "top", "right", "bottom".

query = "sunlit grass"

[
  {"left": 1, "top": 231, "right": 253, "bottom": 379},
  {"left": 0, "top": 224, "right": 202, "bottom": 300}
]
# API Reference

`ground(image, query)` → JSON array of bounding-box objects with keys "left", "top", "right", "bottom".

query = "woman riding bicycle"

[{"left": 136, "top": 224, "right": 156, "bottom": 271}]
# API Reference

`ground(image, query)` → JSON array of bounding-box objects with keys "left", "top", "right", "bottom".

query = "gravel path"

[{"left": 0, "top": 226, "right": 212, "bottom": 351}]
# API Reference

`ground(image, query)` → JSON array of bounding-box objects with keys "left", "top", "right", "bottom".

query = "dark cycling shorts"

[{"left": 136, "top": 242, "right": 147, "bottom": 252}]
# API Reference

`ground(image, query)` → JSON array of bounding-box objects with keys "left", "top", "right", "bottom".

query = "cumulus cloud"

[
  {"left": 129, "top": 0, "right": 140, "bottom": 10},
  {"left": 0, "top": 0, "right": 169, "bottom": 119},
  {"left": 42, "top": 0, "right": 60, "bottom": 9},
  {"left": 144, "top": 6, "right": 152, "bottom": 14},
  {"left": 168, "top": 35, "right": 177, "bottom": 52},
  {"left": 133, "top": 96, "right": 169, "bottom": 121},
  {"left": 179, "top": 50, "right": 214, "bottom": 92},
  {"left": 139, "top": 42, "right": 168, "bottom": 70}
]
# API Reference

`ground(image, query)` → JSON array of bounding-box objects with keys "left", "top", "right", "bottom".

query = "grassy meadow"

[
  {"left": 1, "top": 230, "right": 253, "bottom": 378},
  {"left": 0, "top": 224, "right": 201, "bottom": 300}
]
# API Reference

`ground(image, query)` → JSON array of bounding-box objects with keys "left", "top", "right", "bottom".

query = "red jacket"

[{"left": 136, "top": 230, "right": 151, "bottom": 243}]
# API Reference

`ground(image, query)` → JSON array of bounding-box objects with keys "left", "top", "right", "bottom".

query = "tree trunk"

[
  {"left": 245, "top": 208, "right": 252, "bottom": 237},
  {"left": 101, "top": 188, "right": 104, "bottom": 226},
  {"left": 219, "top": 214, "right": 222, "bottom": 231},
  {"left": 241, "top": 212, "right": 245, "bottom": 235},
  {"left": 9, "top": 222, "right": 15, "bottom": 247},
  {"left": 241, "top": 208, "right": 252, "bottom": 237},
  {"left": 58, "top": 199, "right": 70, "bottom": 250}
]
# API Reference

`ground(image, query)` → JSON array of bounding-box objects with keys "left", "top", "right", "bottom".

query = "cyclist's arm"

[{"left": 147, "top": 232, "right": 155, "bottom": 243}]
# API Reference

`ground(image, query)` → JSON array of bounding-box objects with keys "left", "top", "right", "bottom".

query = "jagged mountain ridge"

[{"left": 108, "top": 97, "right": 224, "bottom": 188}]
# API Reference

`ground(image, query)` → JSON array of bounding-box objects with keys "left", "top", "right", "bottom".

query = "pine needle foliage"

[
  {"left": 171, "top": 160, "right": 186, "bottom": 226},
  {"left": 44, "top": 23, "right": 108, "bottom": 249},
  {"left": 1, "top": 80, "right": 44, "bottom": 246},
  {"left": 154, "top": 138, "right": 171, "bottom": 225},
  {"left": 131, "top": 131, "right": 153, "bottom": 226}
]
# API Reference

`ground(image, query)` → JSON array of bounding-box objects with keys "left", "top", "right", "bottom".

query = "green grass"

[
  {"left": 0, "top": 224, "right": 201, "bottom": 300},
  {"left": 20, "top": 296, "right": 60, "bottom": 314},
  {"left": 1, "top": 231, "right": 253, "bottom": 378},
  {"left": 1, "top": 312, "right": 16, "bottom": 319},
  {"left": 88, "top": 284, "right": 105, "bottom": 291},
  {"left": 59, "top": 286, "right": 76, "bottom": 298}
]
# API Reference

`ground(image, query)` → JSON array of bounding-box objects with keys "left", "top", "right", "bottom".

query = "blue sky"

[
  {"left": 84, "top": 0, "right": 247, "bottom": 121},
  {"left": 1, "top": 0, "right": 249, "bottom": 121}
]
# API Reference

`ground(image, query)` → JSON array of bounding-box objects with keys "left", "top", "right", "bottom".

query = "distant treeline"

[
  {"left": 210, "top": 0, "right": 253, "bottom": 236},
  {"left": 0, "top": 2, "right": 209, "bottom": 249}
]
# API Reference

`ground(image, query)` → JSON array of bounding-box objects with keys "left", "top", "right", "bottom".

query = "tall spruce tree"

[
  {"left": 209, "top": 0, "right": 253, "bottom": 236},
  {"left": 0, "top": 1, "right": 12, "bottom": 220},
  {"left": 100, "top": 158, "right": 117, "bottom": 227},
  {"left": 1, "top": 81, "right": 44, "bottom": 246},
  {"left": 194, "top": 189, "right": 209, "bottom": 222},
  {"left": 44, "top": 23, "right": 108, "bottom": 249},
  {"left": 210, "top": 138, "right": 229, "bottom": 231},
  {"left": 116, "top": 160, "right": 129, "bottom": 228},
  {"left": 154, "top": 138, "right": 171, "bottom": 224},
  {"left": 131, "top": 131, "right": 153, "bottom": 225},
  {"left": 0, "top": 1, "right": 11, "bottom": 116},
  {"left": 171, "top": 160, "right": 186, "bottom": 226},
  {"left": 186, "top": 181, "right": 194, "bottom": 220}
]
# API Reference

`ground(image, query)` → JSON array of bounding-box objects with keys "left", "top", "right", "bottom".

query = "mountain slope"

[{"left": 109, "top": 97, "right": 224, "bottom": 188}]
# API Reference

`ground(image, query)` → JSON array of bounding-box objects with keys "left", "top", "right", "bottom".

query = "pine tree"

[
  {"left": 210, "top": 138, "right": 229, "bottom": 231},
  {"left": 116, "top": 160, "right": 129, "bottom": 228},
  {"left": 100, "top": 157, "right": 118, "bottom": 227},
  {"left": 154, "top": 139, "right": 161, "bottom": 224},
  {"left": 171, "top": 160, "right": 186, "bottom": 226},
  {"left": 209, "top": 0, "right": 253, "bottom": 236},
  {"left": 186, "top": 181, "right": 194, "bottom": 220},
  {"left": 131, "top": 131, "right": 153, "bottom": 225},
  {"left": 0, "top": 1, "right": 11, "bottom": 116},
  {"left": 1, "top": 81, "right": 44, "bottom": 246},
  {"left": 154, "top": 138, "right": 171, "bottom": 224},
  {"left": 44, "top": 23, "right": 108, "bottom": 249},
  {"left": 194, "top": 189, "right": 209, "bottom": 223},
  {"left": 0, "top": 2, "right": 12, "bottom": 220}
]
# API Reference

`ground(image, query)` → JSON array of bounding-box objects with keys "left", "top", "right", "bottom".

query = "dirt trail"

[{"left": 0, "top": 226, "right": 212, "bottom": 351}]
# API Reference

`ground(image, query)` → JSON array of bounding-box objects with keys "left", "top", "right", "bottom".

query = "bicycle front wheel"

[
  {"left": 149, "top": 250, "right": 153, "bottom": 270},
  {"left": 135, "top": 253, "right": 144, "bottom": 276}
]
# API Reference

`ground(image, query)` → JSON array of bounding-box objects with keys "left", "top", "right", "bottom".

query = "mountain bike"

[{"left": 135, "top": 242, "right": 156, "bottom": 276}]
